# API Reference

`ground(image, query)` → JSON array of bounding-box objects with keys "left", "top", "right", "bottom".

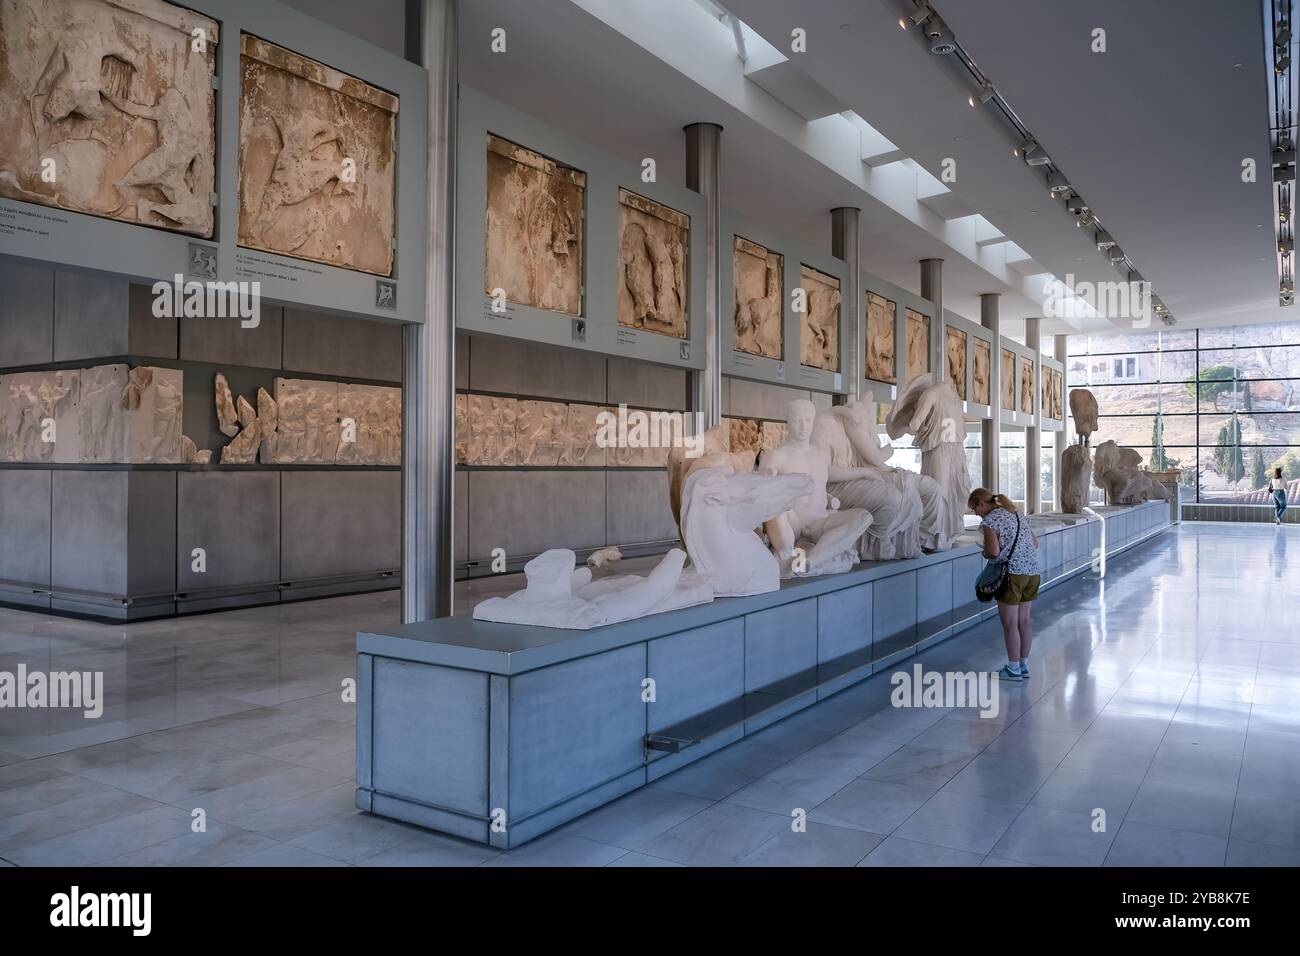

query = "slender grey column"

[
  {"left": 685, "top": 123, "right": 723, "bottom": 427},
  {"left": 402, "top": 0, "right": 457, "bottom": 622},
  {"left": 1054, "top": 333, "right": 1069, "bottom": 510},
  {"left": 980, "top": 293, "right": 1000, "bottom": 491},
  {"left": 830, "top": 207, "right": 862, "bottom": 404},
  {"left": 1025, "top": 316, "right": 1042, "bottom": 514},
  {"left": 920, "top": 258, "right": 945, "bottom": 382}
]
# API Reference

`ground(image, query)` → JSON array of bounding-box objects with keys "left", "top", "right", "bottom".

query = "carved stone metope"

[{"left": 0, "top": 0, "right": 219, "bottom": 237}]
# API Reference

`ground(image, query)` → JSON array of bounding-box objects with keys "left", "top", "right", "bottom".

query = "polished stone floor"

[{"left": 1, "top": 522, "right": 1297, "bottom": 867}]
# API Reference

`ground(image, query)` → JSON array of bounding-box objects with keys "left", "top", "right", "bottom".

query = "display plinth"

[{"left": 355, "top": 500, "right": 1172, "bottom": 848}]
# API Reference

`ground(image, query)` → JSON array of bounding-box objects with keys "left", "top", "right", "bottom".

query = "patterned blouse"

[{"left": 981, "top": 507, "right": 1040, "bottom": 575}]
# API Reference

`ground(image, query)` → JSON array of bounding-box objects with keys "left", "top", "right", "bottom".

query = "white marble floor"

[{"left": 1, "top": 522, "right": 1298, "bottom": 867}]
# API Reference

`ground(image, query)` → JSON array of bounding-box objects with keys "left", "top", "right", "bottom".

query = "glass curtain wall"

[{"left": 1067, "top": 323, "right": 1300, "bottom": 502}]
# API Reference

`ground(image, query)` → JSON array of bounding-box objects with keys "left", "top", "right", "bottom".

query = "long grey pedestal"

[{"left": 356, "top": 500, "right": 1171, "bottom": 848}]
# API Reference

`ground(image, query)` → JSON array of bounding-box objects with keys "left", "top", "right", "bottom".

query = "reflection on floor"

[{"left": 1, "top": 522, "right": 1297, "bottom": 867}]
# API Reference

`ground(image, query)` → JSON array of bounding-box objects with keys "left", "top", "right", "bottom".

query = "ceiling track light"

[
  {"left": 1064, "top": 193, "right": 1088, "bottom": 214},
  {"left": 1095, "top": 229, "right": 1116, "bottom": 250},
  {"left": 1047, "top": 170, "right": 1070, "bottom": 194},
  {"left": 1277, "top": 52, "right": 1291, "bottom": 74},
  {"left": 1108, "top": 246, "right": 1127, "bottom": 264},
  {"left": 902, "top": 1, "right": 933, "bottom": 28},
  {"left": 926, "top": 16, "right": 957, "bottom": 54},
  {"left": 968, "top": 81, "right": 994, "bottom": 108},
  {"left": 1017, "top": 139, "right": 1050, "bottom": 166}
]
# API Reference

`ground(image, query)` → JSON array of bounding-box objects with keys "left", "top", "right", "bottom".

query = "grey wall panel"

[
  {"left": 126, "top": 284, "right": 177, "bottom": 359},
  {"left": 127, "top": 472, "right": 176, "bottom": 597},
  {"left": 745, "top": 598, "right": 817, "bottom": 691},
  {"left": 178, "top": 308, "right": 283, "bottom": 368},
  {"left": 605, "top": 471, "right": 679, "bottom": 545},
  {"left": 508, "top": 645, "right": 646, "bottom": 819},
  {"left": 916, "top": 562, "right": 953, "bottom": 620},
  {"left": 606, "top": 357, "right": 688, "bottom": 411},
  {"left": 176, "top": 472, "right": 280, "bottom": 591},
  {"left": 455, "top": 333, "right": 469, "bottom": 390},
  {"left": 648, "top": 619, "right": 744, "bottom": 732},
  {"left": 466, "top": 470, "right": 606, "bottom": 560},
  {"left": 281, "top": 471, "right": 400, "bottom": 579},
  {"left": 51, "top": 471, "right": 128, "bottom": 595},
  {"left": 283, "top": 309, "right": 402, "bottom": 382},
  {"left": 726, "top": 376, "right": 812, "bottom": 420},
  {"left": 181, "top": 363, "right": 277, "bottom": 458},
  {"left": 455, "top": 469, "right": 468, "bottom": 563},
  {"left": 951, "top": 553, "right": 982, "bottom": 605},
  {"left": 53, "top": 270, "right": 129, "bottom": 361},
  {"left": 0, "top": 259, "right": 54, "bottom": 367},
  {"left": 873, "top": 570, "right": 918, "bottom": 643},
  {"left": 372, "top": 659, "right": 489, "bottom": 815},
  {"left": 468, "top": 335, "right": 606, "bottom": 403},
  {"left": 817, "top": 584, "right": 872, "bottom": 663},
  {"left": 0, "top": 469, "right": 51, "bottom": 585}
]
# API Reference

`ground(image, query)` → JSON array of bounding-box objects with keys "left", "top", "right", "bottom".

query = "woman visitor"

[
  {"left": 969, "top": 488, "right": 1041, "bottom": 682},
  {"left": 1269, "top": 467, "right": 1288, "bottom": 525}
]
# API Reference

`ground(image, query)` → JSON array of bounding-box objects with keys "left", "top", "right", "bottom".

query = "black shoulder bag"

[{"left": 974, "top": 513, "right": 1022, "bottom": 603}]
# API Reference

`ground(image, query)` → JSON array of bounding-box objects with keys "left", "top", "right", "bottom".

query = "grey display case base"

[{"left": 356, "top": 500, "right": 1173, "bottom": 849}]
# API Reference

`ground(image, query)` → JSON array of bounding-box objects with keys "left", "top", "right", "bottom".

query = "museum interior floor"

[{"left": 0, "top": 521, "right": 1297, "bottom": 867}]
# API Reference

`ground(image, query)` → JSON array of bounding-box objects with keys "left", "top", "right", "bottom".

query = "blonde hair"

[{"left": 968, "top": 487, "right": 1018, "bottom": 513}]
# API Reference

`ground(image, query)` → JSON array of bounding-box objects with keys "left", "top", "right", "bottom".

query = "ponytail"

[{"left": 968, "top": 487, "right": 1019, "bottom": 513}]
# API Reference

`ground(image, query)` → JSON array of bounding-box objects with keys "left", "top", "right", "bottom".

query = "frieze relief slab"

[
  {"left": 945, "top": 326, "right": 967, "bottom": 401},
  {"left": 271, "top": 378, "right": 339, "bottom": 464},
  {"left": 0, "top": 0, "right": 218, "bottom": 237},
  {"left": 733, "top": 235, "right": 782, "bottom": 359},
  {"left": 1020, "top": 357, "right": 1034, "bottom": 414},
  {"left": 1001, "top": 348, "right": 1016, "bottom": 412},
  {"left": 484, "top": 134, "right": 585, "bottom": 315},
  {"left": 865, "top": 292, "right": 896, "bottom": 384},
  {"left": 799, "top": 265, "right": 840, "bottom": 371},
  {"left": 972, "top": 338, "right": 990, "bottom": 406},
  {"left": 617, "top": 188, "right": 687, "bottom": 339},
  {"left": 237, "top": 35, "right": 398, "bottom": 276},
  {"left": 905, "top": 308, "right": 929, "bottom": 383}
]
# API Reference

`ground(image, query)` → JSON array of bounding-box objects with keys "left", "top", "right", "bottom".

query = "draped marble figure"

[
  {"left": 886, "top": 374, "right": 970, "bottom": 549},
  {"left": 811, "top": 397, "right": 928, "bottom": 561},
  {"left": 1093, "top": 440, "right": 1170, "bottom": 505}
]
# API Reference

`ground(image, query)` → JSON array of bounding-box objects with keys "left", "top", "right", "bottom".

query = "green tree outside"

[{"left": 1252, "top": 447, "right": 1267, "bottom": 490}]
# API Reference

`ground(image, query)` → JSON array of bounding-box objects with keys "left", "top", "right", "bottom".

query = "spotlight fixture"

[
  {"left": 1064, "top": 193, "right": 1088, "bottom": 215},
  {"left": 1076, "top": 212, "right": 1097, "bottom": 229},
  {"left": 1278, "top": 52, "right": 1291, "bottom": 74},
  {"left": 1046, "top": 170, "right": 1070, "bottom": 194},
  {"left": 1017, "top": 139, "right": 1050, "bottom": 166},
  {"left": 1095, "top": 229, "right": 1116, "bottom": 250},
  {"left": 1279, "top": 25, "right": 1292, "bottom": 45},
  {"left": 904, "top": 1, "right": 933, "bottom": 27},
  {"left": 926, "top": 16, "right": 957, "bottom": 54},
  {"left": 1161, "top": 313, "right": 1178, "bottom": 327},
  {"left": 1282, "top": 238, "right": 1295, "bottom": 254},
  {"left": 968, "top": 82, "right": 994, "bottom": 107},
  {"left": 1108, "top": 245, "right": 1126, "bottom": 265},
  {"left": 1282, "top": 290, "right": 1295, "bottom": 306}
]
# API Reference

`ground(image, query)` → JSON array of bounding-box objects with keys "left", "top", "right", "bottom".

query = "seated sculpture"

[
  {"left": 1093, "top": 440, "right": 1171, "bottom": 505},
  {"left": 680, "top": 466, "right": 813, "bottom": 596},
  {"left": 812, "top": 396, "right": 935, "bottom": 559},
  {"left": 759, "top": 399, "right": 872, "bottom": 576},
  {"left": 472, "top": 548, "right": 712, "bottom": 630},
  {"left": 885, "top": 374, "right": 970, "bottom": 549}
]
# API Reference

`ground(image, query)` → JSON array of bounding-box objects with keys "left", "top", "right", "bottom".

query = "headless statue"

[{"left": 759, "top": 399, "right": 872, "bottom": 576}]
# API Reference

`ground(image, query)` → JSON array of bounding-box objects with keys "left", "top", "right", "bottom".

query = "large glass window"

[{"left": 1068, "top": 324, "right": 1300, "bottom": 502}]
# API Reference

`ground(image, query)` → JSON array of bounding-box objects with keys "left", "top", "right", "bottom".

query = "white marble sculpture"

[
  {"left": 1069, "top": 388, "right": 1099, "bottom": 445},
  {"left": 886, "top": 374, "right": 970, "bottom": 549},
  {"left": 667, "top": 424, "right": 758, "bottom": 533},
  {"left": 79, "top": 364, "right": 128, "bottom": 462},
  {"left": 123, "top": 367, "right": 183, "bottom": 463},
  {"left": 587, "top": 547, "right": 622, "bottom": 569},
  {"left": 760, "top": 400, "right": 872, "bottom": 577},
  {"left": 215, "top": 373, "right": 240, "bottom": 437},
  {"left": 0, "top": 370, "right": 78, "bottom": 462},
  {"left": 220, "top": 394, "right": 262, "bottom": 464},
  {"left": 271, "top": 378, "right": 338, "bottom": 464},
  {"left": 680, "top": 465, "right": 813, "bottom": 596},
  {"left": 472, "top": 548, "right": 712, "bottom": 630},
  {"left": 336, "top": 382, "right": 401, "bottom": 465},
  {"left": 1093, "top": 441, "right": 1171, "bottom": 505},
  {"left": 811, "top": 397, "right": 929, "bottom": 561},
  {"left": 1060, "top": 444, "right": 1092, "bottom": 513}
]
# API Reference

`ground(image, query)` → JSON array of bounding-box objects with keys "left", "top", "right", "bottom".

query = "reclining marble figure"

[
  {"left": 666, "top": 423, "right": 759, "bottom": 533},
  {"left": 759, "top": 400, "right": 872, "bottom": 576},
  {"left": 1092, "top": 440, "right": 1171, "bottom": 505},
  {"left": 472, "top": 548, "right": 713, "bottom": 630},
  {"left": 680, "top": 466, "right": 814, "bottom": 596},
  {"left": 885, "top": 374, "right": 970, "bottom": 549},
  {"left": 811, "top": 396, "right": 936, "bottom": 559}
]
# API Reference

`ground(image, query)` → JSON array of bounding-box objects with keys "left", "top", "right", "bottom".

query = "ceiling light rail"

[
  {"left": 1266, "top": 0, "right": 1298, "bottom": 305},
  {"left": 896, "top": 0, "right": 1161, "bottom": 319}
]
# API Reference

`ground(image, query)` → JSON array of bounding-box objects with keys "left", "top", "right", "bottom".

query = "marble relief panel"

[
  {"left": 618, "top": 189, "right": 687, "bottom": 338},
  {"left": 1050, "top": 369, "right": 1064, "bottom": 419},
  {"left": 0, "top": 0, "right": 219, "bottom": 237},
  {"left": 733, "top": 236, "right": 783, "bottom": 359},
  {"left": 123, "top": 366, "right": 183, "bottom": 463},
  {"left": 799, "top": 265, "right": 840, "bottom": 371},
  {"left": 1001, "top": 348, "right": 1016, "bottom": 412},
  {"left": 271, "top": 378, "right": 339, "bottom": 464},
  {"left": 516, "top": 400, "right": 568, "bottom": 467},
  {"left": 484, "top": 134, "right": 585, "bottom": 315},
  {"left": 945, "top": 326, "right": 967, "bottom": 401},
  {"left": 865, "top": 292, "right": 896, "bottom": 384},
  {"left": 466, "top": 394, "right": 519, "bottom": 466},
  {"left": 972, "top": 338, "right": 990, "bottom": 406},
  {"left": 237, "top": 35, "right": 398, "bottom": 276},
  {"left": 0, "top": 370, "right": 78, "bottom": 462},
  {"left": 336, "top": 383, "right": 401, "bottom": 465},
  {"left": 760, "top": 420, "right": 788, "bottom": 450},
  {"left": 559, "top": 403, "right": 606, "bottom": 467},
  {"left": 454, "top": 393, "right": 469, "bottom": 465},
  {"left": 1041, "top": 367, "right": 1052, "bottom": 418},
  {"left": 905, "top": 308, "right": 929, "bottom": 383},
  {"left": 727, "top": 417, "right": 762, "bottom": 454},
  {"left": 1021, "top": 357, "right": 1035, "bottom": 414}
]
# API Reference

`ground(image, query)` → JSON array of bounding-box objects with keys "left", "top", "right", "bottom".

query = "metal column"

[
  {"left": 401, "top": 0, "right": 457, "bottom": 622},
  {"left": 1025, "top": 316, "right": 1042, "bottom": 514},
  {"left": 920, "top": 258, "right": 945, "bottom": 382},
  {"left": 830, "top": 207, "right": 862, "bottom": 403},
  {"left": 1054, "top": 332, "right": 1069, "bottom": 511},
  {"left": 685, "top": 123, "right": 723, "bottom": 427},
  {"left": 980, "top": 293, "right": 1000, "bottom": 491}
]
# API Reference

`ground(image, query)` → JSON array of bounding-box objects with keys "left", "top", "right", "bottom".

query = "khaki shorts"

[{"left": 999, "top": 574, "right": 1040, "bottom": 605}]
